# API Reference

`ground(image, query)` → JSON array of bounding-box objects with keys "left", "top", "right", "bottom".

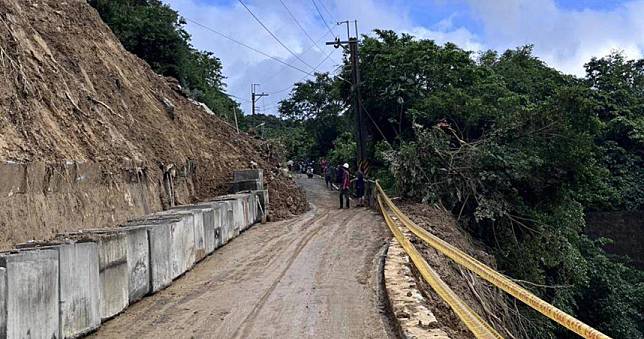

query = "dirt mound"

[
  {"left": 0, "top": 0, "right": 306, "bottom": 228},
  {"left": 399, "top": 202, "right": 526, "bottom": 338}
]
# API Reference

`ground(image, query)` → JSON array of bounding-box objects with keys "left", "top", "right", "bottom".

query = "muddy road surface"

[{"left": 92, "top": 176, "right": 394, "bottom": 338}]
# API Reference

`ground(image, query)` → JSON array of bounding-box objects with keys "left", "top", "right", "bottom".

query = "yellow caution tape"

[
  {"left": 375, "top": 183, "right": 611, "bottom": 339},
  {"left": 377, "top": 195, "right": 503, "bottom": 339}
]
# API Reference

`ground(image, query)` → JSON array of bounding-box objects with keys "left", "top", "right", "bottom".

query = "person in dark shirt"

[
  {"left": 353, "top": 170, "right": 365, "bottom": 207},
  {"left": 335, "top": 164, "right": 343, "bottom": 188}
]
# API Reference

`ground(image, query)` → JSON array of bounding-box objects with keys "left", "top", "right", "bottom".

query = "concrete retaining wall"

[
  {"left": 0, "top": 267, "right": 5, "bottom": 336},
  {"left": 0, "top": 185, "right": 268, "bottom": 338},
  {"left": 0, "top": 249, "right": 59, "bottom": 339},
  {"left": 233, "top": 169, "right": 264, "bottom": 189},
  {"left": 58, "top": 242, "right": 101, "bottom": 338},
  {"left": 123, "top": 228, "right": 150, "bottom": 303},
  {"left": 122, "top": 218, "right": 176, "bottom": 293},
  {"left": 165, "top": 208, "right": 208, "bottom": 262},
  {"left": 94, "top": 232, "right": 129, "bottom": 321}
]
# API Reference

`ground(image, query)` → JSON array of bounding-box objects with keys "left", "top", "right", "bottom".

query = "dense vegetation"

[
  {"left": 88, "top": 0, "right": 240, "bottom": 120},
  {"left": 278, "top": 31, "right": 643, "bottom": 338}
]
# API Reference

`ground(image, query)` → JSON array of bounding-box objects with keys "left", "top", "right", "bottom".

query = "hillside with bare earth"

[{"left": 0, "top": 0, "right": 306, "bottom": 249}]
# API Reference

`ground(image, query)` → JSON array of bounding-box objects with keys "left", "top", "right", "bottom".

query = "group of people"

[{"left": 321, "top": 161, "right": 365, "bottom": 209}]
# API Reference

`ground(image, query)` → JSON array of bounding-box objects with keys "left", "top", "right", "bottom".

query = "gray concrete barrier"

[
  {"left": 171, "top": 205, "right": 218, "bottom": 255},
  {"left": 122, "top": 218, "right": 176, "bottom": 293},
  {"left": 233, "top": 169, "right": 264, "bottom": 189},
  {"left": 165, "top": 208, "right": 208, "bottom": 261},
  {"left": 58, "top": 242, "right": 101, "bottom": 338},
  {"left": 147, "top": 213, "right": 195, "bottom": 280},
  {"left": 59, "top": 230, "right": 130, "bottom": 321},
  {"left": 0, "top": 267, "right": 5, "bottom": 336},
  {"left": 0, "top": 249, "right": 59, "bottom": 339},
  {"left": 123, "top": 227, "right": 150, "bottom": 303},
  {"left": 13, "top": 241, "right": 102, "bottom": 338},
  {"left": 211, "top": 195, "right": 247, "bottom": 236},
  {"left": 93, "top": 231, "right": 129, "bottom": 321},
  {"left": 252, "top": 190, "right": 269, "bottom": 222},
  {"left": 1, "top": 181, "right": 269, "bottom": 338}
]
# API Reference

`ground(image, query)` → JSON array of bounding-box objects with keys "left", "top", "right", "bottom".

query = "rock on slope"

[{"left": 0, "top": 0, "right": 306, "bottom": 249}]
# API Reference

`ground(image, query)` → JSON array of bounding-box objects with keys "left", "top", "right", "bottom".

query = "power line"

[
  {"left": 268, "top": 48, "right": 339, "bottom": 95},
  {"left": 259, "top": 26, "right": 339, "bottom": 86},
  {"left": 311, "top": 0, "right": 334, "bottom": 36},
  {"left": 279, "top": 0, "right": 322, "bottom": 51},
  {"left": 184, "top": 17, "right": 314, "bottom": 76},
  {"left": 237, "top": 0, "right": 316, "bottom": 71},
  {"left": 317, "top": 0, "right": 335, "bottom": 22}
]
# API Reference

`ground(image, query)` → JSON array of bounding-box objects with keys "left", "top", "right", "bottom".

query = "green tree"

[
  {"left": 88, "top": 0, "right": 239, "bottom": 121},
  {"left": 279, "top": 73, "right": 348, "bottom": 159}
]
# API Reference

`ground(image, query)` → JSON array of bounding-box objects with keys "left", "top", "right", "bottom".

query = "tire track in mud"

[
  {"left": 91, "top": 177, "right": 393, "bottom": 338},
  {"left": 232, "top": 210, "right": 331, "bottom": 339}
]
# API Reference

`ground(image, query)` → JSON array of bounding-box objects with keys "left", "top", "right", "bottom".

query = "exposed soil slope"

[
  {"left": 0, "top": 0, "right": 306, "bottom": 224},
  {"left": 400, "top": 202, "right": 525, "bottom": 338}
]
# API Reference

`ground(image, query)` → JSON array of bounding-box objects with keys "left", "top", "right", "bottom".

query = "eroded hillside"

[{"left": 0, "top": 0, "right": 306, "bottom": 249}]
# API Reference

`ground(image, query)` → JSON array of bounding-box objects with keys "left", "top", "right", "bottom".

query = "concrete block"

[
  {"left": 0, "top": 249, "right": 59, "bottom": 339},
  {"left": 123, "top": 227, "right": 150, "bottom": 303},
  {"left": 233, "top": 169, "right": 263, "bottom": 188},
  {"left": 211, "top": 200, "right": 234, "bottom": 244},
  {"left": 252, "top": 190, "right": 269, "bottom": 222},
  {"left": 151, "top": 211, "right": 196, "bottom": 275},
  {"left": 95, "top": 231, "right": 129, "bottom": 320},
  {"left": 213, "top": 195, "right": 247, "bottom": 235},
  {"left": 0, "top": 267, "right": 6, "bottom": 337},
  {"left": 58, "top": 242, "right": 101, "bottom": 338},
  {"left": 166, "top": 208, "right": 207, "bottom": 261},
  {"left": 172, "top": 205, "right": 217, "bottom": 255},
  {"left": 211, "top": 204, "right": 223, "bottom": 249},
  {"left": 122, "top": 218, "right": 175, "bottom": 292},
  {"left": 232, "top": 179, "right": 262, "bottom": 193}
]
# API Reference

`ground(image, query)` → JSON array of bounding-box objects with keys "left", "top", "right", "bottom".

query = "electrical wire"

[
  {"left": 317, "top": 0, "right": 335, "bottom": 21},
  {"left": 311, "top": 0, "right": 334, "bottom": 37},
  {"left": 279, "top": 0, "right": 322, "bottom": 51},
  {"left": 268, "top": 48, "right": 339, "bottom": 95},
  {"left": 184, "top": 17, "right": 314, "bottom": 77},
  {"left": 258, "top": 25, "right": 339, "bottom": 85},
  {"left": 237, "top": 0, "right": 316, "bottom": 71}
]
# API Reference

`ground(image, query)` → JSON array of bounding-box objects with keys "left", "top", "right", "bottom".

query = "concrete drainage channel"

[{"left": 0, "top": 169, "right": 268, "bottom": 339}]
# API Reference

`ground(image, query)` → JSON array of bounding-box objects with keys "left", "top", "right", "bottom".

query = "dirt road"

[{"left": 92, "top": 176, "right": 394, "bottom": 338}]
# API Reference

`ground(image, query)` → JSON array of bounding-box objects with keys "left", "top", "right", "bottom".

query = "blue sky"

[{"left": 165, "top": 0, "right": 644, "bottom": 115}]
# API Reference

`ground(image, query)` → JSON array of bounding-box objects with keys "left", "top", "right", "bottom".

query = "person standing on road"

[
  {"left": 335, "top": 164, "right": 343, "bottom": 190},
  {"left": 339, "top": 163, "right": 351, "bottom": 209},
  {"left": 353, "top": 170, "right": 365, "bottom": 207},
  {"left": 324, "top": 164, "right": 332, "bottom": 189}
]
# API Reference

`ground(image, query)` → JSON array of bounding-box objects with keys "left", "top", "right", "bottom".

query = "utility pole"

[
  {"left": 327, "top": 20, "right": 367, "bottom": 171},
  {"left": 251, "top": 83, "right": 268, "bottom": 116},
  {"left": 233, "top": 106, "right": 239, "bottom": 133}
]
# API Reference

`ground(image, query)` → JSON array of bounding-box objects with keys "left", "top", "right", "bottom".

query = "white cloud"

[
  {"left": 165, "top": 0, "right": 482, "bottom": 115},
  {"left": 466, "top": 0, "right": 644, "bottom": 75},
  {"left": 164, "top": 0, "right": 644, "bottom": 115}
]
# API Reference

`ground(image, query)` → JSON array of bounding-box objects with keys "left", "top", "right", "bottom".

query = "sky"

[{"left": 164, "top": 0, "right": 644, "bottom": 115}]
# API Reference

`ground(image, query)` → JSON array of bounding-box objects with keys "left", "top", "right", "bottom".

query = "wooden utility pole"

[
  {"left": 327, "top": 20, "right": 367, "bottom": 170},
  {"left": 251, "top": 83, "right": 268, "bottom": 116}
]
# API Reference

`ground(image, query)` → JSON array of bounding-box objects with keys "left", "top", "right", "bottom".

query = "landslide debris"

[
  {"left": 399, "top": 202, "right": 525, "bottom": 339},
  {"left": 0, "top": 0, "right": 306, "bottom": 218}
]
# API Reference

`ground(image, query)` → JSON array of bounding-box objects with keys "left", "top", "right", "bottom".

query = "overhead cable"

[
  {"left": 184, "top": 17, "right": 314, "bottom": 77},
  {"left": 238, "top": 0, "right": 316, "bottom": 71}
]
